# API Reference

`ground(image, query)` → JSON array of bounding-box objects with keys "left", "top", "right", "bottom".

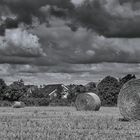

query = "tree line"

[{"left": 0, "top": 74, "right": 136, "bottom": 107}]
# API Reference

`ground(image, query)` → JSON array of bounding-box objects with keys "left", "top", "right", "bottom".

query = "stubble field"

[{"left": 0, "top": 106, "right": 140, "bottom": 140}]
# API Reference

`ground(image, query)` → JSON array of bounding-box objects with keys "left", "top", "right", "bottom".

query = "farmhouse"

[
  {"left": 26, "top": 85, "right": 38, "bottom": 94},
  {"left": 25, "top": 85, "right": 38, "bottom": 97},
  {"left": 44, "top": 84, "right": 69, "bottom": 100}
]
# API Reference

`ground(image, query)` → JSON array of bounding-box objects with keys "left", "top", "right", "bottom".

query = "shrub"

[
  {"left": 0, "top": 79, "right": 7, "bottom": 100},
  {"left": 97, "top": 76, "right": 120, "bottom": 106},
  {"left": 26, "top": 85, "right": 47, "bottom": 98},
  {"left": 49, "top": 99, "right": 71, "bottom": 106},
  {"left": 20, "top": 98, "right": 50, "bottom": 106},
  {"left": 12, "top": 101, "right": 25, "bottom": 108},
  {"left": 85, "top": 82, "right": 96, "bottom": 92},
  {"left": 0, "top": 100, "right": 12, "bottom": 107},
  {"left": 4, "top": 79, "right": 26, "bottom": 101},
  {"left": 119, "top": 74, "right": 136, "bottom": 88},
  {"left": 67, "top": 84, "right": 86, "bottom": 103}
]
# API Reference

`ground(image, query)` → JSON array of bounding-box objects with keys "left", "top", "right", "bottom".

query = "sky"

[
  {"left": 0, "top": 0, "right": 140, "bottom": 85},
  {"left": 71, "top": 0, "right": 84, "bottom": 5}
]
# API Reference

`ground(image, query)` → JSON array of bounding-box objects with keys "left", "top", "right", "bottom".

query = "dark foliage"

[
  {"left": 4, "top": 79, "right": 26, "bottom": 101},
  {"left": 67, "top": 84, "right": 86, "bottom": 103},
  {"left": 26, "top": 85, "right": 43, "bottom": 98},
  {"left": 85, "top": 82, "right": 96, "bottom": 92},
  {"left": 0, "top": 78, "right": 7, "bottom": 100},
  {"left": 20, "top": 98, "right": 50, "bottom": 106},
  {"left": 97, "top": 76, "right": 120, "bottom": 106},
  {"left": 0, "top": 100, "right": 12, "bottom": 107},
  {"left": 0, "top": 74, "right": 137, "bottom": 107},
  {"left": 49, "top": 98, "right": 71, "bottom": 106},
  {"left": 119, "top": 74, "right": 136, "bottom": 88}
]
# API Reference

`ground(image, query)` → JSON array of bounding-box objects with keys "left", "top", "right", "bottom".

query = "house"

[
  {"left": 61, "top": 84, "right": 69, "bottom": 99},
  {"left": 44, "top": 84, "right": 69, "bottom": 100},
  {"left": 25, "top": 85, "right": 38, "bottom": 97}
]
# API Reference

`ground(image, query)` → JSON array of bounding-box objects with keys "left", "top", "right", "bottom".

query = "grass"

[{"left": 0, "top": 107, "right": 140, "bottom": 140}]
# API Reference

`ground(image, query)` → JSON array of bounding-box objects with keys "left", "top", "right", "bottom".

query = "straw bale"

[
  {"left": 75, "top": 92, "right": 101, "bottom": 111},
  {"left": 118, "top": 79, "right": 140, "bottom": 120},
  {"left": 12, "top": 101, "right": 25, "bottom": 108}
]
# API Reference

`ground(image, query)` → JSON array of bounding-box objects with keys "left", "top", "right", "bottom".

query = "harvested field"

[{"left": 0, "top": 106, "right": 140, "bottom": 140}]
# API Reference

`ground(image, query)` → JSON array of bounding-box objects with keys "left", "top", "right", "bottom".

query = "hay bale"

[
  {"left": 75, "top": 92, "right": 101, "bottom": 111},
  {"left": 118, "top": 79, "right": 140, "bottom": 120},
  {"left": 12, "top": 101, "right": 25, "bottom": 108}
]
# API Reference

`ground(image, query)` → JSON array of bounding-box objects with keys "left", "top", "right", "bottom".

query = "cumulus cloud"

[
  {"left": 30, "top": 20, "right": 140, "bottom": 64},
  {"left": 76, "top": 0, "right": 140, "bottom": 37},
  {"left": 0, "top": 28, "right": 45, "bottom": 57},
  {"left": 1, "top": 0, "right": 140, "bottom": 85}
]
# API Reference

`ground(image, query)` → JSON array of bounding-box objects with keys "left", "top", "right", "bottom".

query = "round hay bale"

[
  {"left": 118, "top": 79, "right": 140, "bottom": 120},
  {"left": 75, "top": 92, "right": 101, "bottom": 111},
  {"left": 12, "top": 101, "right": 25, "bottom": 108}
]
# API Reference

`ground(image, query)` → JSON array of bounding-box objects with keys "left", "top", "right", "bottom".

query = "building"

[{"left": 44, "top": 84, "right": 69, "bottom": 100}]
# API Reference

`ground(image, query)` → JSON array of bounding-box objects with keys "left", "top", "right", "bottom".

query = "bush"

[
  {"left": 4, "top": 79, "right": 26, "bottom": 101},
  {"left": 0, "top": 100, "right": 12, "bottom": 107},
  {"left": 49, "top": 99, "right": 71, "bottom": 106},
  {"left": 119, "top": 74, "right": 136, "bottom": 88},
  {"left": 20, "top": 98, "right": 50, "bottom": 106},
  {"left": 97, "top": 76, "right": 120, "bottom": 106},
  {"left": 67, "top": 84, "right": 86, "bottom": 103},
  {"left": 12, "top": 101, "right": 25, "bottom": 108},
  {"left": 0, "top": 79, "right": 7, "bottom": 100},
  {"left": 85, "top": 82, "right": 96, "bottom": 92}
]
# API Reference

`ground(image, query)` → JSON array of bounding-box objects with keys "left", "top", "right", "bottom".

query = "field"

[{"left": 0, "top": 107, "right": 140, "bottom": 140}]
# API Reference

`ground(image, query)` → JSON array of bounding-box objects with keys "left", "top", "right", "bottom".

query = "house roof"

[{"left": 44, "top": 84, "right": 63, "bottom": 94}]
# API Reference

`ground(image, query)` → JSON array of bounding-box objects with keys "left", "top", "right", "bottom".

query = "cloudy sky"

[{"left": 0, "top": 0, "right": 140, "bottom": 85}]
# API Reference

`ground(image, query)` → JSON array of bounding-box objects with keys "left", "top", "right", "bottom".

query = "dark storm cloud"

[
  {"left": 76, "top": 0, "right": 140, "bottom": 38},
  {"left": 0, "top": 55, "right": 59, "bottom": 66},
  {"left": 0, "top": 0, "right": 74, "bottom": 23},
  {"left": 2, "top": 0, "right": 140, "bottom": 85},
  {"left": 1, "top": 3, "right": 140, "bottom": 67},
  {"left": 2, "top": 23, "right": 140, "bottom": 66},
  {"left": 0, "top": 0, "right": 74, "bottom": 35},
  {"left": 32, "top": 56, "right": 59, "bottom": 66},
  {"left": 31, "top": 23, "right": 140, "bottom": 65},
  {"left": 0, "top": 56, "right": 34, "bottom": 65},
  {"left": 119, "top": 0, "right": 140, "bottom": 5},
  {"left": 0, "top": 18, "right": 18, "bottom": 36},
  {"left": 0, "top": 0, "right": 47, "bottom": 24}
]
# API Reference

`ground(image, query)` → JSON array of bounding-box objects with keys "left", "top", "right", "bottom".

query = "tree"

[
  {"left": 119, "top": 74, "right": 136, "bottom": 88},
  {"left": 0, "top": 78, "right": 7, "bottom": 100},
  {"left": 97, "top": 76, "right": 120, "bottom": 106},
  {"left": 85, "top": 82, "right": 96, "bottom": 92},
  {"left": 67, "top": 84, "right": 86, "bottom": 103},
  {"left": 25, "top": 85, "right": 41, "bottom": 98},
  {"left": 4, "top": 79, "right": 26, "bottom": 101}
]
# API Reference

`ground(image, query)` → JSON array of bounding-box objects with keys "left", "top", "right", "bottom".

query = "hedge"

[
  {"left": 0, "top": 100, "right": 12, "bottom": 107},
  {"left": 20, "top": 98, "right": 50, "bottom": 106}
]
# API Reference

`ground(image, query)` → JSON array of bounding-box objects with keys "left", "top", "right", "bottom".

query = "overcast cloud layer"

[
  {"left": 0, "top": 0, "right": 140, "bottom": 85},
  {"left": 77, "top": 0, "right": 140, "bottom": 37}
]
